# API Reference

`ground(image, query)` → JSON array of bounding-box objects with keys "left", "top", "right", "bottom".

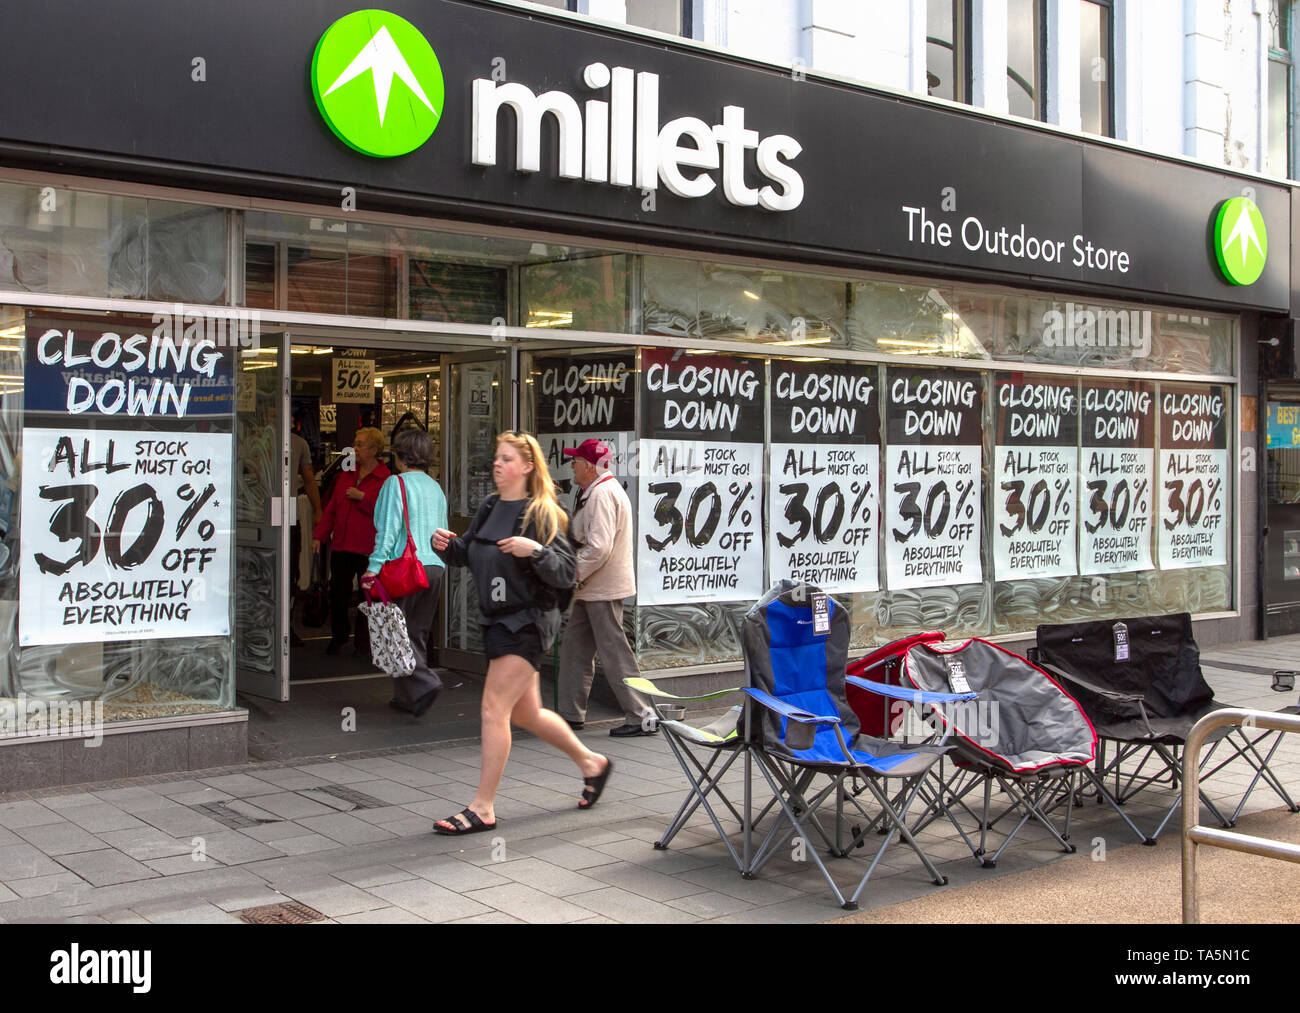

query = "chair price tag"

[
  {"left": 1113, "top": 621, "right": 1130, "bottom": 662},
  {"left": 811, "top": 593, "right": 830, "bottom": 636},
  {"left": 945, "top": 659, "right": 972, "bottom": 694}
]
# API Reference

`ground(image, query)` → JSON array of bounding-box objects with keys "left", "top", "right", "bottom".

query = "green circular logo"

[
  {"left": 311, "top": 9, "right": 444, "bottom": 158},
  {"left": 1213, "top": 196, "right": 1268, "bottom": 286}
]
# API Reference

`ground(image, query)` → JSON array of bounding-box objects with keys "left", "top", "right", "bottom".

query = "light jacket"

[
  {"left": 572, "top": 472, "right": 636, "bottom": 601},
  {"left": 367, "top": 471, "right": 447, "bottom": 573}
]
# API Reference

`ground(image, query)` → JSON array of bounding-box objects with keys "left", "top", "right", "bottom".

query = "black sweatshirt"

[{"left": 435, "top": 495, "right": 576, "bottom": 639}]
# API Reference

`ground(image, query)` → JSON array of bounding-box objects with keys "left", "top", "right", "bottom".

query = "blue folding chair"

[{"left": 740, "top": 581, "right": 975, "bottom": 909}]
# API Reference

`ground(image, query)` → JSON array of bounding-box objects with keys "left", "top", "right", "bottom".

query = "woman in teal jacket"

[{"left": 363, "top": 427, "right": 448, "bottom": 716}]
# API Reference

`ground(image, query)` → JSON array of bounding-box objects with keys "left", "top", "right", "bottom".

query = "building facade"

[{"left": 0, "top": 0, "right": 1292, "bottom": 787}]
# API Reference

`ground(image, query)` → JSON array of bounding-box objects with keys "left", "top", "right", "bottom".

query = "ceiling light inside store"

[
  {"left": 313, "top": 347, "right": 334, "bottom": 354},
  {"left": 742, "top": 290, "right": 760, "bottom": 300},
  {"left": 374, "top": 378, "right": 384, "bottom": 388}
]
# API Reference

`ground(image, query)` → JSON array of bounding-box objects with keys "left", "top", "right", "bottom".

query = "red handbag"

[{"left": 377, "top": 477, "right": 430, "bottom": 598}]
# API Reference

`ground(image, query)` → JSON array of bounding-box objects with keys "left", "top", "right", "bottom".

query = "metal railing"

[{"left": 1181, "top": 707, "right": 1300, "bottom": 923}]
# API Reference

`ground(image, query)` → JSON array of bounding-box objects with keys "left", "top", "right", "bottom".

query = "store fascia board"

[{"left": 0, "top": 0, "right": 1289, "bottom": 311}]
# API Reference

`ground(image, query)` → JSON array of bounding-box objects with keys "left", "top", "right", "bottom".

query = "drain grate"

[
  {"left": 191, "top": 800, "right": 281, "bottom": 829},
  {"left": 236, "top": 901, "right": 327, "bottom": 925},
  {"left": 307, "top": 784, "right": 387, "bottom": 810}
]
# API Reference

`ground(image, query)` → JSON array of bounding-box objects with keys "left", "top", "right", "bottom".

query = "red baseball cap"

[{"left": 563, "top": 438, "right": 613, "bottom": 466}]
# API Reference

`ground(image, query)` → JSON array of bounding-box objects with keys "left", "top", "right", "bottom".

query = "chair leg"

[
  {"left": 847, "top": 775, "right": 950, "bottom": 906},
  {"left": 1223, "top": 729, "right": 1299, "bottom": 824},
  {"left": 748, "top": 755, "right": 855, "bottom": 908}
]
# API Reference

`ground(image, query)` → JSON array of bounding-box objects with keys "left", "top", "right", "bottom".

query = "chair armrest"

[
  {"left": 623, "top": 677, "right": 740, "bottom": 702},
  {"left": 1036, "top": 662, "right": 1145, "bottom": 704},
  {"left": 741, "top": 688, "right": 840, "bottom": 725},
  {"left": 846, "top": 676, "right": 977, "bottom": 704}
]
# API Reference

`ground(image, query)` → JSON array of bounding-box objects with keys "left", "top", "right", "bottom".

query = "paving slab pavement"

[{"left": 0, "top": 635, "right": 1297, "bottom": 925}]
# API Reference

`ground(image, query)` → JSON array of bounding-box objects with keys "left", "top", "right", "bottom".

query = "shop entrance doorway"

[{"left": 236, "top": 337, "right": 514, "bottom": 701}]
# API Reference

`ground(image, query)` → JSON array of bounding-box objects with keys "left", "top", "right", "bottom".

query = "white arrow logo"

[
  {"left": 1223, "top": 202, "right": 1265, "bottom": 263},
  {"left": 323, "top": 25, "right": 438, "bottom": 127}
]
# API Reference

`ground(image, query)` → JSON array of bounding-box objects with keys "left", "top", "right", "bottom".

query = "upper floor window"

[
  {"left": 532, "top": 0, "right": 693, "bottom": 38},
  {"left": 1007, "top": 0, "right": 1043, "bottom": 120},
  {"left": 1269, "top": 0, "right": 1293, "bottom": 178},
  {"left": 1079, "top": 0, "right": 1113, "bottom": 137},
  {"left": 927, "top": 0, "right": 970, "bottom": 102},
  {"left": 626, "top": 0, "right": 692, "bottom": 36}
]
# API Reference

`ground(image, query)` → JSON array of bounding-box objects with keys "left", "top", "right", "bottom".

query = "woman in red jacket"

[{"left": 312, "top": 427, "right": 390, "bottom": 654}]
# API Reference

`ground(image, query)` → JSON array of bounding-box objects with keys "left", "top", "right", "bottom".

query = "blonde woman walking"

[{"left": 431, "top": 431, "right": 612, "bottom": 834}]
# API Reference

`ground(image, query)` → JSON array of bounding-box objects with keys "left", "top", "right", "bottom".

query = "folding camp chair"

[
  {"left": 741, "top": 581, "right": 975, "bottom": 909},
  {"left": 621, "top": 677, "right": 755, "bottom": 872},
  {"left": 894, "top": 637, "right": 1150, "bottom": 867},
  {"left": 1032, "top": 613, "right": 1298, "bottom": 840},
  {"left": 845, "top": 630, "right": 946, "bottom": 737},
  {"left": 1228, "top": 685, "right": 1299, "bottom": 824}
]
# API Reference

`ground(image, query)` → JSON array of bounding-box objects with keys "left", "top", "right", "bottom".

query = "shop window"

[
  {"left": 244, "top": 243, "right": 276, "bottom": 310},
  {"left": 409, "top": 260, "right": 507, "bottom": 325},
  {"left": 245, "top": 214, "right": 403, "bottom": 317},
  {"left": 642, "top": 257, "right": 847, "bottom": 346},
  {"left": 3, "top": 308, "right": 237, "bottom": 723},
  {"left": 1269, "top": 0, "right": 1294, "bottom": 178},
  {"left": 927, "top": 0, "right": 970, "bottom": 102},
  {"left": 522, "top": 253, "right": 633, "bottom": 332},
  {"left": 1079, "top": 0, "right": 1113, "bottom": 137},
  {"left": 286, "top": 245, "right": 349, "bottom": 316},
  {"left": 1007, "top": 0, "right": 1043, "bottom": 120},
  {"left": 948, "top": 284, "right": 1236, "bottom": 377},
  {"left": 847, "top": 280, "right": 980, "bottom": 358},
  {"left": 0, "top": 184, "right": 228, "bottom": 305}
]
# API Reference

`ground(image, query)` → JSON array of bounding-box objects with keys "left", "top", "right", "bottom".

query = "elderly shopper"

[
  {"left": 557, "top": 439, "right": 655, "bottom": 736},
  {"left": 362, "top": 428, "right": 447, "bottom": 717},
  {"left": 313, "top": 427, "right": 390, "bottom": 655}
]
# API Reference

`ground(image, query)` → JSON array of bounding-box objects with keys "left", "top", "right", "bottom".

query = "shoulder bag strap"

[{"left": 398, "top": 476, "right": 414, "bottom": 541}]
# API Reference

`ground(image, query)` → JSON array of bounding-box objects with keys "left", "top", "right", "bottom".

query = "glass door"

[
  {"left": 439, "top": 349, "right": 511, "bottom": 673},
  {"left": 235, "top": 332, "right": 292, "bottom": 699}
]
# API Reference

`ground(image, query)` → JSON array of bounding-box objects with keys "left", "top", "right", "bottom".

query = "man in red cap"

[{"left": 558, "top": 439, "right": 656, "bottom": 736}]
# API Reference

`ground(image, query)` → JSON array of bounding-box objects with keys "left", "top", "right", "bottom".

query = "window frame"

[
  {"left": 1007, "top": 0, "right": 1045, "bottom": 121},
  {"left": 1081, "top": 0, "right": 1116, "bottom": 138},
  {"left": 926, "top": 0, "right": 973, "bottom": 104},
  {"left": 1268, "top": 0, "right": 1294, "bottom": 179}
]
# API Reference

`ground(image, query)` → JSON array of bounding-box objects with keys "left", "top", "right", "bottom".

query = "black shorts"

[{"left": 482, "top": 622, "right": 545, "bottom": 669}]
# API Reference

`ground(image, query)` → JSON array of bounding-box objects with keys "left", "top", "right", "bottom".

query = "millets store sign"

[{"left": 0, "top": 0, "right": 1288, "bottom": 310}]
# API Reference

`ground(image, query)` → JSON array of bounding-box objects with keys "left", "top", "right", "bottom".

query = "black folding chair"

[{"left": 1033, "top": 613, "right": 1297, "bottom": 840}]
